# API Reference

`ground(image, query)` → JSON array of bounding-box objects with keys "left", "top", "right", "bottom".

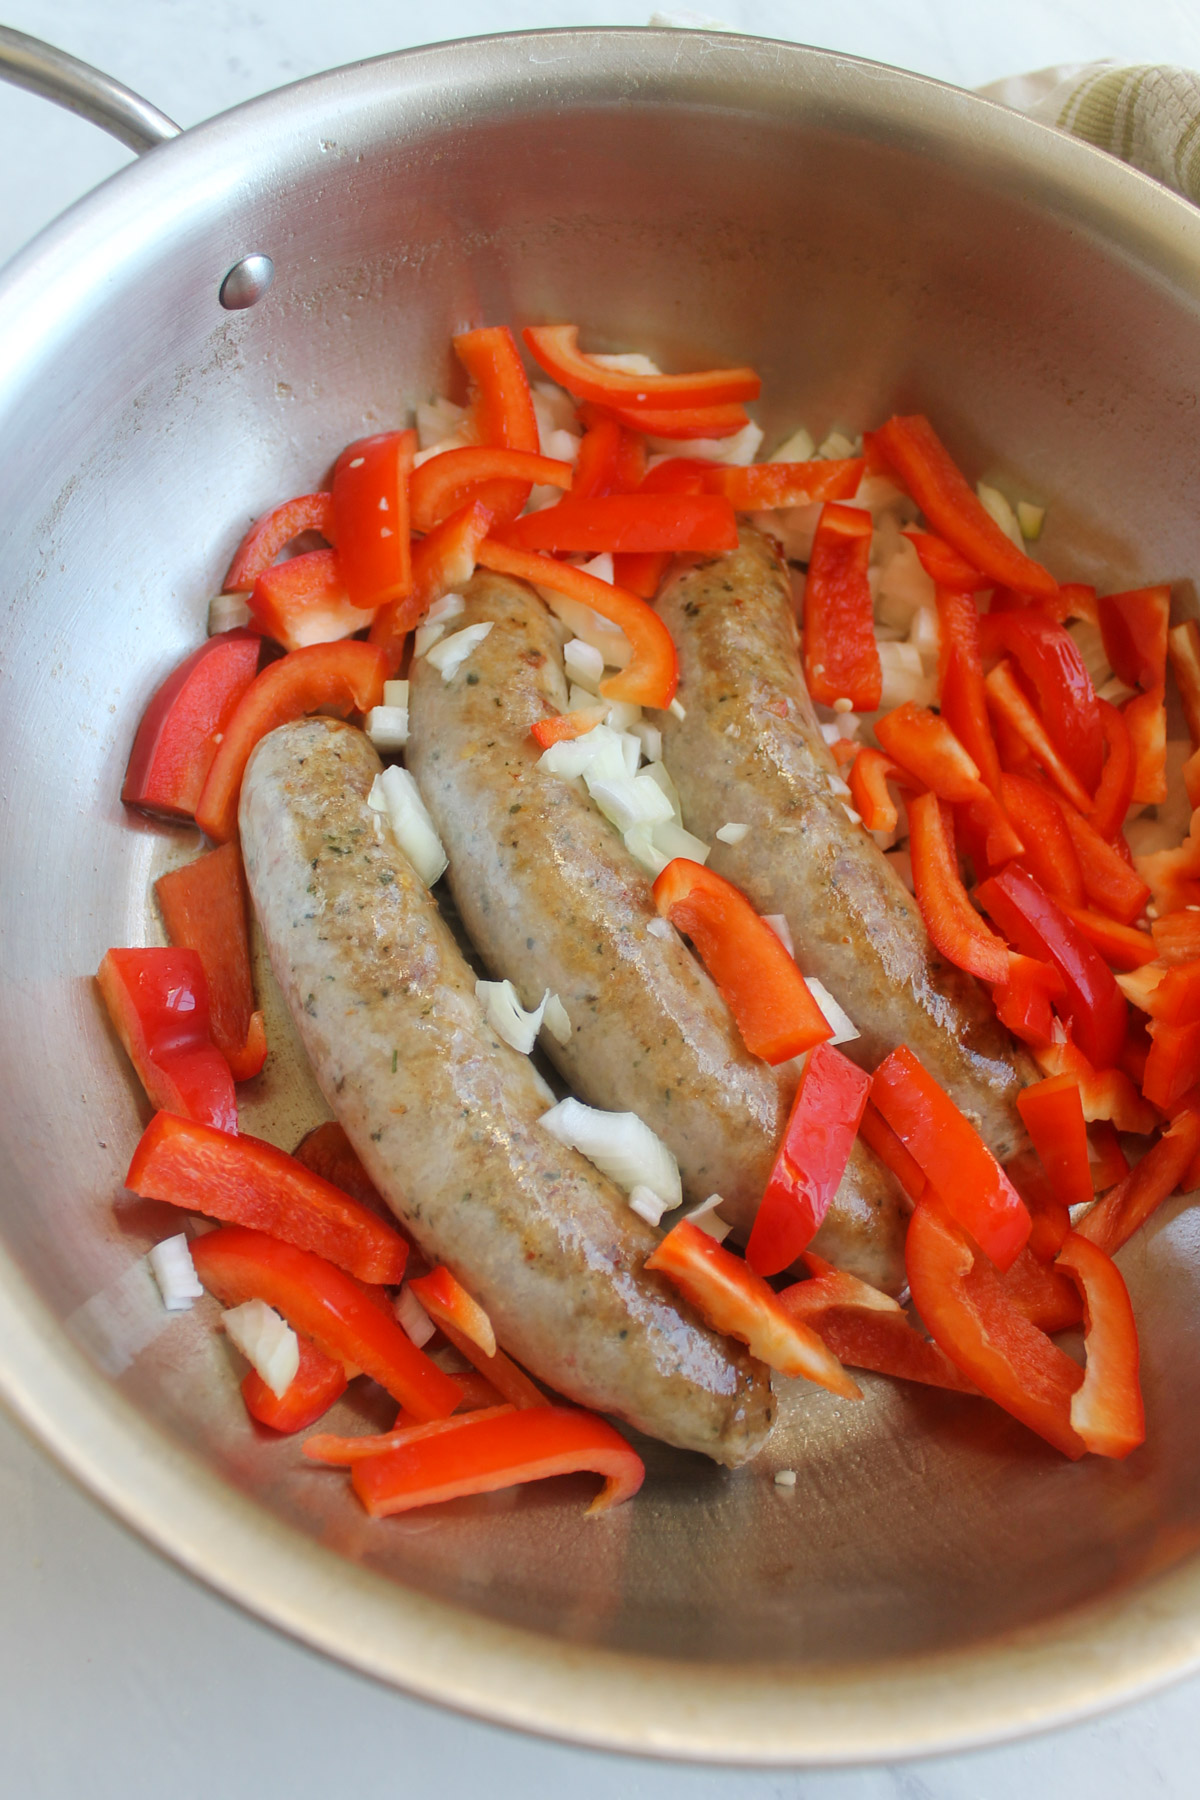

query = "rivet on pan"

[{"left": 219, "top": 254, "right": 275, "bottom": 310}]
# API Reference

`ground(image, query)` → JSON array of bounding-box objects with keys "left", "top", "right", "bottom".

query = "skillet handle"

[{"left": 0, "top": 25, "right": 180, "bottom": 152}]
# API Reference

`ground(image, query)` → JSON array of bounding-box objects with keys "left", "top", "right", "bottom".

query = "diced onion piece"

[
  {"left": 1017, "top": 500, "right": 1045, "bottom": 541},
  {"left": 425, "top": 621, "right": 494, "bottom": 682},
  {"left": 148, "top": 1233, "right": 203, "bottom": 1311},
  {"left": 589, "top": 351, "right": 664, "bottom": 376},
  {"left": 873, "top": 537, "right": 935, "bottom": 631},
  {"left": 631, "top": 720, "right": 663, "bottom": 763},
  {"left": 647, "top": 419, "right": 763, "bottom": 465},
  {"left": 805, "top": 977, "right": 860, "bottom": 1045},
  {"left": 771, "top": 426, "right": 816, "bottom": 463},
  {"left": 542, "top": 994, "right": 572, "bottom": 1045},
  {"left": 539, "top": 1097, "right": 682, "bottom": 1208},
  {"left": 208, "top": 592, "right": 252, "bottom": 635},
  {"left": 370, "top": 766, "right": 448, "bottom": 887},
  {"left": 818, "top": 429, "right": 858, "bottom": 460},
  {"left": 716, "top": 822, "right": 750, "bottom": 845},
  {"left": 365, "top": 705, "right": 409, "bottom": 752},
  {"left": 826, "top": 773, "right": 852, "bottom": 799},
  {"left": 416, "top": 396, "right": 466, "bottom": 449},
  {"left": 629, "top": 1184, "right": 670, "bottom": 1227},
  {"left": 683, "top": 1193, "right": 732, "bottom": 1243},
  {"left": 383, "top": 678, "right": 409, "bottom": 708},
  {"left": 587, "top": 773, "right": 676, "bottom": 834},
  {"left": 475, "top": 979, "right": 549, "bottom": 1055},
  {"left": 1068, "top": 619, "right": 1112, "bottom": 690},
  {"left": 604, "top": 700, "right": 643, "bottom": 734},
  {"left": 618, "top": 732, "right": 642, "bottom": 777},
  {"left": 650, "top": 819, "right": 710, "bottom": 864},
  {"left": 908, "top": 604, "right": 940, "bottom": 666},
  {"left": 878, "top": 640, "right": 935, "bottom": 709},
  {"left": 762, "top": 913, "right": 795, "bottom": 958},
  {"left": 567, "top": 682, "right": 602, "bottom": 713},
  {"left": 538, "top": 722, "right": 628, "bottom": 781},
  {"left": 580, "top": 552, "right": 614, "bottom": 585},
  {"left": 774, "top": 1469, "right": 798, "bottom": 1488},
  {"left": 413, "top": 620, "right": 445, "bottom": 657},
  {"left": 532, "top": 381, "right": 578, "bottom": 445},
  {"left": 1098, "top": 676, "right": 1137, "bottom": 706},
  {"left": 222, "top": 1298, "right": 300, "bottom": 1400},
  {"left": 976, "top": 482, "right": 1024, "bottom": 549},
  {"left": 646, "top": 915, "right": 675, "bottom": 940},
  {"left": 564, "top": 637, "right": 605, "bottom": 689},
  {"left": 426, "top": 592, "right": 466, "bottom": 625},
  {"left": 842, "top": 803, "right": 862, "bottom": 825},
  {"left": 640, "top": 760, "right": 683, "bottom": 820},
  {"left": 393, "top": 1284, "right": 437, "bottom": 1348},
  {"left": 543, "top": 428, "right": 580, "bottom": 464},
  {"left": 668, "top": 698, "right": 687, "bottom": 721},
  {"left": 625, "top": 823, "right": 669, "bottom": 877}
]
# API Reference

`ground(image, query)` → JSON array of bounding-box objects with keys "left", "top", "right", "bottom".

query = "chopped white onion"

[
  {"left": 754, "top": 501, "right": 822, "bottom": 563},
  {"left": 629, "top": 1184, "right": 670, "bottom": 1227},
  {"left": 716, "top": 821, "right": 750, "bottom": 845},
  {"left": 564, "top": 636, "right": 605, "bottom": 689},
  {"left": 762, "top": 913, "right": 795, "bottom": 957},
  {"left": 542, "top": 994, "right": 572, "bottom": 1045},
  {"left": 668, "top": 697, "right": 687, "bottom": 721},
  {"left": 817, "top": 429, "right": 858, "bottom": 461},
  {"left": 413, "top": 620, "right": 446, "bottom": 657},
  {"left": 640, "top": 760, "right": 683, "bottom": 820},
  {"left": 646, "top": 916, "right": 676, "bottom": 941},
  {"left": 1068, "top": 619, "right": 1113, "bottom": 691},
  {"left": 580, "top": 551, "right": 615, "bottom": 585},
  {"left": 588, "top": 772, "right": 676, "bottom": 834},
  {"left": 684, "top": 1193, "right": 732, "bottom": 1243},
  {"left": 624, "top": 823, "right": 670, "bottom": 876},
  {"left": 538, "top": 721, "right": 628, "bottom": 781},
  {"left": 538, "top": 591, "right": 633, "bottom": 669},
  {"left": 425, "top": 621, "right": 494, "bottom": 681},
  {"left": 426, "top": 592, "right": 466, "bottom": 625},
  {"left": 908, "top": 604, "right": 940, "bottom": 666},
  {"left": 393, "top": 1285, "right": 436, "bottom": 1348},
  {"left": 1017, "top": 500, "right": 1045, "bottom": 541},
  {"left": 532, "top": 380, "right": 578, "bottom": 443},
  {"left": 631, "top": 719, "right": 663, "bottom": 763},
  {"left": 873, "top": 538, "right": 935, "bottom": 630},
  {"left": 208, "top": 592, "right": 252, "bottom": 635},
  {"left": 539, "top": 1097, "right": 682, "bottom": 1208},
  {"left": 1098, "top": 676, "right": 1137, "bottom": 706},
  {"left": 370, "top": 766, "right": 448, "bottom": 887},
  {"left": 416, "top": 395, "right": 466, "bottom": 450},
  {"left": 365, "top": 705, "right": 410, "bottom": 752},
  {"left": 805, "top": 976, "right": 860, "bottom": 1045},
  {"left": 826, "top": 772, "right": 852, "bottom": 799},
  {"left": 647, "top": 419, "right": 763, "bottom": 465},
  {"left": 476, "top": 979, "right": 550, "bottom": 1054},
  {"left": 651, "top": 819, "right": 711, "bottom": 864},
  {"left": 222, "top": 1299, "right": 299, "bottom": 1400},
  {"left": 878, "top": 640, "right": 936, "bottom": 709},
  {"left": 589, "top": 351, "right": 664, "bottom": 377},
  {"left": 771, "top": 426, "right": 816, "bottom": 463},
  {"left": 544, "top": 427, "right": 581, "bottom": 464},
  {"left": 383, "top": 678, "right": 408, "bottom": 708},
  {"left": 841, "top": 802, "right": 863, "bottom": 825},
  {"left": 774, "top": 1469, "right": 798, "bottom": 1488},
  {"left": 976, "top": 482, "right": 1024, "bottom": 549},
  {"left": 148, "top": 1233, "right": 203, "bottom": 1311},
  {"left": 603, "top": 700, "right": 643, "bottom": 734}
]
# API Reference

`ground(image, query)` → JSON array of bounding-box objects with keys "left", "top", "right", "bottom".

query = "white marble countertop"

[{"left": 4, "top": 3, "right": 1200, "bottom": 1794}]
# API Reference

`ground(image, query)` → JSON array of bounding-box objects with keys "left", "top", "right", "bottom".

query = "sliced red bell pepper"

[
  {"left": 154, "top": 841, "right": 266, "bottom": 1082},
  {"left": 1088, "top": 1122, "right": 1130, "bottom": 1192},
  {"left": 873, "top": 415, "right": 1058, "bottom": 603},
  {"left": 452, "top": 324, "right": 541, "bottom": 521},
  {"left": 522, "top": 324, "right": 760, "bottom": 410},
  {"left": 408, "top": 1266, "right": 496, "bottom": 1358},
  {"left": 858, "top": 1099, "right": 928, "bottom": 1203},
  {"left": 1168, "top": 620, "right": 1200, "bottom": 746},
  {"left": 1054, "top": 1233, "right": 1144, "bottom": 1459},
  {"left": 242, "top": 1333, "right": 348, "bottom": 1434},
  {"left": 902, "top": 529, "right": 988, "bottom": 591},
  {"left": 330, "top": 430, "right": 415, "bottom": 612},
  {"left": 369, "top": 499, "right": 494, "bottom": 677},
  {"left": 613, "top": 428, "right": 647, "bottom": 491},
  {"left": 611, "top": 551, "right": 671, "bottom": 599},
  {"left": 905, "top": 1195, "right": 1085, "bottom": 1458},
  {"left": 500, "top": 491, "right": 739, "bottom": 555},
  {"left": 778, "top": 1252, "right": 976, "bottom": 1392},
  {"left": 1052, "top": 582, "right": 1100, "bottom": 627},
  {"left": 1053, "top": 796, "right": 1150, "bottom": 925},
  {"left": 646, "top": 1219, "right": 860, "bottom": 1398},
  {"left": 292, "top": 1120, "right": 390, "bottom": 1215},
  {"left": 995, "top": 1240, "right": 1084, "bottom": 1334},
  {"left": 96, "top": 949, "right": 237, "bottom": 1134},
  {"left": 998, "top": 771, "right": 1084, "bottom": 907},
  {"left": 407, "top": 1276, "right": 548, "bottom": 1409},
  {"left": 984, "top": 659, "right": 1095, "bottom": 814},
  {"left": 1143, "top": 1018, "right": 1200, "bottom": 1112},
  {"left": 1017, "top": 1074, "right": 1093, "bottom": 1209},
  {"left": 1060, "top": 903, "right": 1158, "bottom": 970},
  {"left": 1075, "top": 1108, "right": 1200, "bottom": 1255},
  {"left": 121, "top": 632, "right": 261, "bottom": 822},
  {"left": 975, "top": 864, "right": 1128, "bottom": 1069},
  {"left": 352, "top": 1404, "right": 644, "bottom": 1517},
  {"left": 1152, "top": 910, "right": 1200, "bottom": 965},
  {"left": 848, "top": 746, "right": 903, "bottom": 833},
  {"left": 980, "top": 611, "right": 1102, "bottom": 796},
  {"left": 990, "top": 952, "right": 1066, "bottom": 1048},
  {"left": 303, "top": 1405, "right": 517, "bottom": 1464},
  {"left": 634, "top": 456, "right": 710, "bottom": 495},
  {"left": 476, "top": 538, "right": 677, "bottom": 709},
  {"left": 1135, "top": 816, "right": 1200, "bottom": 916},
  {"left": 1004, "top": 1150, "right": 1071, "bottom": 1263},
  {"left": 876, "top": 703, "right": 1022, "bottom": 862},
  {"left": 224, "top": 493, "right": 335, "bottom": 592},
  {"left": 191, "top": 1225, "right": 459, "bottom": 1420},
  {"left": 588, "top": 397, "right": 751, "bottom": 440},
  {"left": 1088, "top": 699, "right": 1136, "bottom": 842},
  {"left": 409, "top": 447, "right": 572, "bottom": 533},
  {"left": 871, "top": 1046, "right": 1031, "bottom": 1270},
  {"left": 704, "top": 459, "right": 865, "bottom": 511},
  {"left": 1120, "top": 1013, "right": 1151, "bottom": 1090},
  {"left": 529, "top": 706, "right": 608, "bottom": 749},
  {"left": 194, "top": 639, "right": 387, "bottom": 842},
  {"left": 1032, "top": 1033, "right": 1157, "bottom": 1134},
  {"left": 802, "top": 501, "right": 881, "bottom": 711},
  {"left": 907, "top": 792, "right": 1012, "bottom": 983},
  {"left": 571, "top": 414, "right": 622, "bottom": 496},
  {"left": 745, "top": 1044, "right": 870, "bottom": 1276},
  {"left": 935, "top": 586, "right": 1004, "bottom": 798},
  {"left": 1097, "top": 584, "right": 1170, "bottom": 692},
  {"left": 1123, "top": 958, "right": 1200, "bottom": 1026},
  {"left": 126, "top": 1111, "right": 409, "bottom": 1285},
  {"left": 652, "top": 858, "right": 832, "bottom": 1064},
  {"left": 1123, "top": 685, "right": 1168, "bottom": 805},
  {"left": 248, "top": 548, "right": 370, "bottom": 653}
]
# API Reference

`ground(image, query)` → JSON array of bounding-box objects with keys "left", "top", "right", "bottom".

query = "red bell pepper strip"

[
  {"left": 1017, "top": 1074, "right": 1093, "bottom": 1209},
  {"left": 872, "top": 1046, "right": 1031, "bottom": 1270},
  {"left": 857, "top": 1100, "right": 927, "bottom": 1203},
  {"left": 1168, "top": 620, "right": 1200, "bottom": 746},
  {"left": 991, "top": 952, "right": 1065, "bottom": 1048},
  {"left": 292, "top": 1120, "right": 390, "bottom": 1216},
  {"left": 588, "top": 397, "right": 751, "bottom": 440},
  {"left": 121, "top": 632, "right": 262, "bottom": 822},
  {"left": 1120, "top": 1013, "right": 1151, "bottom": 1091},
  {"left": 611, "top": 551, "right": 671, "bottom": 599},
  {"left": 409, "top": 447, "right": 572, "bottom": 533},
  {"left": 1089, "top": 699, "right": 1136, "bottom": 842},
  {"left": 1152, "top": 910, "right": 1200, "bottom": 965},
  {"left": 873, "top": 415, "right": 1058, "bottom": 602},
  {"left": 571, "top": 413, "right": 624, "bottom": 497},
  {"left": 1088, "top": 1122, "right": 1130, "bottom": 1192},
  {"left": 522, "top": 324, "right": 760, "bottom": 410},
  {"left": 902, "top": 529, "right": 988, "bottom": 591},
  {"left": 331, "top": 430, "right": 415, "bottom": 611},
  {"left": 224, "top": 493, "right": 335, "bottom": 592},
  {"left": 652, "top": 858, "right": 832, "bottom": 1064},
  {"left": 984, "top": 660, "right": 1095, "bottom": 813},
  {"left": 191, "top": 1225, "right": 459, "bottom": 1420},
  {"left": 154, "top": 842, "right": 266, "bottom": 1082},
  {"left": 876, "top": 703, "right": 1022, "bottom": 862},
  {"left": 452, "top": 325, "right": 541, "bottom": 521},
  {"left": 1075, "top": 1108, "right": 1200, "bottom": 1255},
  {"left": 1054, "top": 796, "right": 1150, "bottom": 924},
  {"left": 1097, "top": 584, "right": 1170, "bottom": 692},
  {"left": 635, "top": 456, "right": 710, "bottom": 494},
  {"left": 935, "top": 586, "right": 1005, "bottom": 798},
  {"left": 304, "top": 1405, "right": 517, "bottom": 1465},
  {"left": 1135, "top": 814, "right": 1200, "bottom": 917},
  {"left": 745, "top": 1044, "right": 870, "bottom": 1276},
  {"left": 369, "top": 499, "right": 494, "bottom": 677},
  {"left": 126, "top": 1112, "right": 409, "bottom": 1285},
  {"left": 96, "top": 950, "right": 237, "bottom": 1134},
  {"left": 1051, "top": 581, "right": 1100, "bottom": 626},
  {"left": 1060, "top": 903, "right": 1158, "bottom": 970},
  {"left": 613, "top": 428, "right": 647, "bottom": 491},
  {"left": 975, "top": 864, "right": 1128, "bottom": 1070},
  {"left": 407, "top": 1278, "right": 548, "bottom": 1409},
  {"left": 476, "top": 538, "right": 677, "bottom": 709},
  {"left": 907, "top": 792, "right": 1012, "bottom": 984},
  {"left": 704, "top": 458, "right": 865, "bottom": 511},
  {"left": 1125, "top": 958, "right": 1200, "bottom": 1026},
  {"left": 1143, "top": 1018, "right": 1200, "bottom": 1112},
  {"left": 1054, "top": 1233, "right": 1144, "bottom": 1459},
  {"left": 848, "top": 746, "right": 904, "bottom": 833},
  {"left": 1005, "top": 1150, "right": 1071, "bottom": 1263},
  {"left": 408, "top": 1266, "right": 496, "bottom": 1358},
  {"left": 998, "top": 771, "right": 1084, "bottom": 907},
  {"left": 646, "top": 1219, "right": 860, "bottom": 1398},
  {"left": 352, "top": 1404, "right": 644, "bottom": 1517},
  {"left": 1032, "top": 1033, "right": 1157, "bottom": 1134},
  {"left": 802, "top": 501, "right": 881, "bottom": 711},
  {"left": 242, "top": 1334, "right": 348, "bottom": 1434},
  {"left": 1123, "top": 685, "right": 1168, "bottom": 805},
  {"left": 500, "top": 491, "right": 739, "bottom": 555},
  {"left": 248, "top": 548, "right": 370, "bottom": 653},
  {"left": 194, "top": 640, "right": 387, "bottom": 842},
  {"left": 529, "top": 706, "right": 608, "bottom": 749},
  {"left": 905, "top": 1195, "right": 1085, "bottom": 1458},
  {"left": 995, "top": 1240, "right": 1084, "bottom": 1334},
  {"left": 980, "top": 611, "right": 1103, "bottom": 796},
  {"left": 777, "top": 1252, "right": 976, "bottom": 1392}
]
